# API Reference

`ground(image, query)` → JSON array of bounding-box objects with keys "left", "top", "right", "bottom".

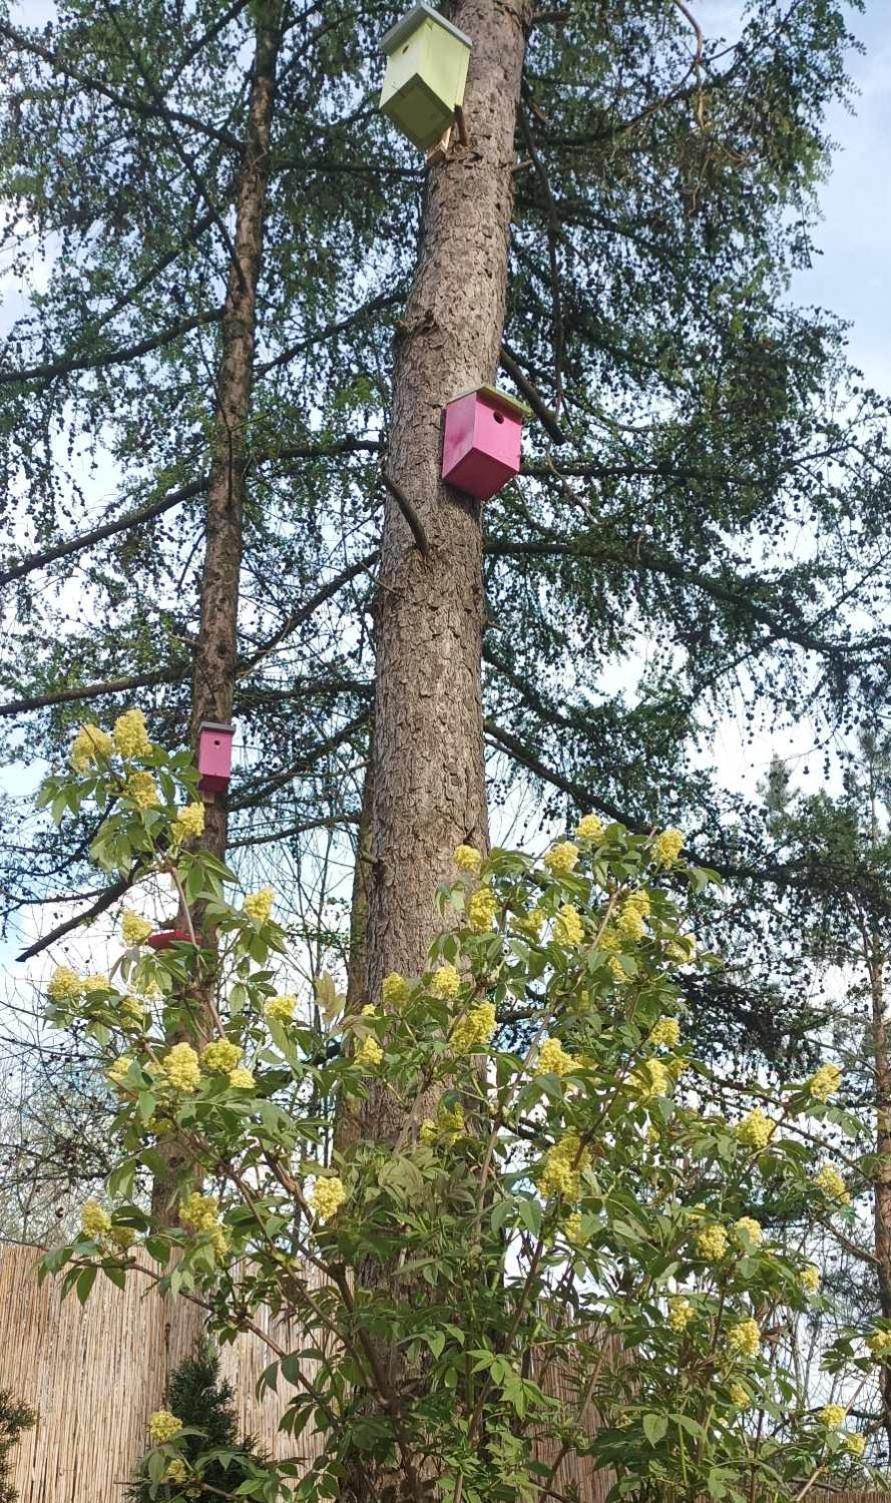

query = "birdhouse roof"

[
  {"left": 198, "top": 719, "right": 234, "bottom": 734},
  {"left": 456, "top": 384, "right": 532, "bottom": 420},
  {"left": 380, "top": 4, "right": 472, "bottom": 56}
]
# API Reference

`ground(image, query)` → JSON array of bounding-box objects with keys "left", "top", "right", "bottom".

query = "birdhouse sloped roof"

[{"left": 380, "top": 4, "right": 472, "bottom": 56}]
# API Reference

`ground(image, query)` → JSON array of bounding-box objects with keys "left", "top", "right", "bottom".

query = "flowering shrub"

[{"left": 37, "top": 722, "right": 878, "bottom": 1500}]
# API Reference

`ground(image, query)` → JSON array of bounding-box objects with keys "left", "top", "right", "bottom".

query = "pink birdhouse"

[
  {"left": 147, "top": 929, "right": 197, "bottom": 951},
  {"left": 198, "top": 720, "right": 234, "bottom": 794},
  {"left": 441, "top": 385, "right": 530, "bottom": 501}
]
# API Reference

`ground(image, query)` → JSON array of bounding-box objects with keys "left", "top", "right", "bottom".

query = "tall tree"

[{"left": 1, "top": 0, "right": 890, "bottom": 1070}]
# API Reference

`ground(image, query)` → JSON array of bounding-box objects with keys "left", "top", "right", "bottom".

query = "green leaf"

[
  {"left": 76, "top": 1265, "right": 97, "bottom": 1305},
  {"left": 643, "top": 1413, "right": 668, "bottom": 1446}
]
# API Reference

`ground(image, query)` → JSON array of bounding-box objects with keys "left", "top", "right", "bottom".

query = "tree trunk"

[
  {"left": 188, "top": 5, "right": 280, "bottom": 863},
  {"left": 869, "top": 931, "right": 891, "bottom": 1452},
  {"left": 342, "top": 6, "right": 531, "bottom": 1496},
  {"left": 151, "top": 7, "right": 280, "bottom": 1226},
  {"left": 364, "top": 0, "right": 531, "bottom": 1034}
]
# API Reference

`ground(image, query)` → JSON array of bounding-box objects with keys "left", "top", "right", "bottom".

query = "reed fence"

[{"left": 1, "top": 1239, "right": 886, "bottom": 1503}]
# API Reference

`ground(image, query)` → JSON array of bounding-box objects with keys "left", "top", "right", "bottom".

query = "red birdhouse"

[
  {"left": 441, "top": 385, "right": 530, "bottom": 501},
  {"left": 147, "top": 929, "right": 197, "bottom": 951},
  {"left": 198, "top": 720, "right": 234, "bottom": 794}
]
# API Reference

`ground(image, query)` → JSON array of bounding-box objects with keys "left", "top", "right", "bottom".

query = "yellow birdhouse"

[{"left": 379, "top": 4, "right": 472, "bottom": 151}]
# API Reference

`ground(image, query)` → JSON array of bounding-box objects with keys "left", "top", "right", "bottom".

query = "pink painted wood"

[
  {"left": 147, "top": 929, "right": 197, "bottom": 950},
  {"left": 441, "top": 386, "right": 525, "bottom": 501},
  {"left": 198, "top": 720, "right": 234, "bottom": 793}
]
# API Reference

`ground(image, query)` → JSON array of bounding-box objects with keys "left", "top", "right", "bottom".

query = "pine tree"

[
  {"left": 1, "top": 0, "right": 889, "bottom": 992},
  {"left": 129, "top": 1345, "right": 258, "bottom": 1501},
  {"left": 0, "top": 1389, "right": 35, "bottom": 1503}
]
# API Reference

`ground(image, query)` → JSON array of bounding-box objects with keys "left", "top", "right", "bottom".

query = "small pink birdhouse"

[
  {"left": 147, "top": 929, "right": 197, "bottom": 951},
  {"left": 198, "top": 720, "right": 234, "bottom": 794},
  {"left": 441, "top": 385, "right": 530, "bottom": 502}
]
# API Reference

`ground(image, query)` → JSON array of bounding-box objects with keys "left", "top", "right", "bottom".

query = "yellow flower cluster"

[
  {"left": 845, "top": 1433, "right": 866, "bottom": 1457},
  {"left": 632, "top": 1059, "right": 670, "bottom": 1101},
  {"left": 47, "top": 965, "right": 81, "bottom": 1001},
  {"left": 420, "top": 1103, "right": 465, "bottom": 1146},
  {"left": 228, "top": 1066, "right": 254, "bottom": 1089},
  {"left": 148, "top": 1410, "right": 183, "bottom": 1444},
  {"left": 180, "top": 1193, "right": 228, "bottom": 1257},
  {"left": 83, "top": 973, "right": 109, "bottom": 993},
  {"left": 113, "top": 708, "right": 152, "bottom": 758},
  {"left": 71, "top": 723, "right": 114, "bottom": 772},
  {"left": 121, "top": 910, "right": 154, "bottom": 947},
  {"left": 814, "top": 1164, "right": 849, "bottom": 1204},
  {"left": 648, "top": 1016, "right": 680, "bottom": 1048},
  {"left": 808, "top": 1063, "right": 842, "bottom": 1102},
  {"left": 727, "top": 1317, "right": 760, "bottom": 1359},
  {"left": 537, "top": 1133, "right": 589, "bottom": 1201},
  {"left": 544, "top": 841, "right": 580, "bottom": 877},
  {"left": 201, "top": 1039, "right": 242, "bottom": 1074},
  {"left": 736, "top": 1108, "right": 775, "bottom": 1151},
  {"left": 181, "top": 1191, "right": 221, "bottom": 1232},
  {"left": 171, "top": 802, "right": 205, "bottom": 844},
  {"left": 451, "top": 1002, "right": 497, "bottom": 1054},
  {"left": 554, "top": 904, "right": 584, "bottom": 947},
  {"left": 382, "top": 971, "right": 411, "bottom": 1006},
  {"left": 431, "top": 962, "right": 462, "bottom": 1001},
  {"left": 734, "top": 1216, "right": 763, "bottom": 1247},
  {"left": 537, "top": 1037, "right": 574, "bottom": 1077},
  {"left": 107, "top": 1055, "right": 133, "bottom": 1088},
  {"left": 575, "top": 813, "right": 603, "bottom": 841},
  {"left": 355, "top": 1035, "right": 383, "bottom": 1069},
  {"left": 652, "top": 827, "right": 684, "bottom": 868},
  {"left": 800, "top": 1264, "right": 821, "bottom": 1294},
  {"left": 165, "top": 1458, "right": 189, "bottom": 1483},
  {"left": 694, "top": 1223, "right": 729, "bottom": 1262},
  {"left": 617, "top": 889, "right": 650, "bottom": 941},
  {"left": 668, "top": 1297, "right": 694, "bottom": 1332},
  {"left": 513, "top": 906, "right": 546, "bottom": 940},
  {"left": 728, "top": 1382, "right": 751, "bottom": 1411},
  {"left": 467, "top": 886, "right": 498, "bottom": 932},
  {"left": 243, "top": 887, "right": 274, "bottom": 923},
  {"left": 264, "top": 994, "right": 296, "bottom": 1022},
  {"left": 82, "top": 1200, "right": 112, "bottom": 1241},
  {"left": 309, "top": 1175, "right": 346, "bottom": 1222},
  {"left": 820, "top": 1404, "right": 846, "bottom": 1429},
  {"left": 161, "top": 1043, "right": 202, "bottom": 1093},
  {"left": 121, "top": 996, "right": 147, "bottom": 1029},
  {"left": 454, "top": 844, "right": 482, "bottom": 873},
  {"left": 563, "top": 1212, "right": 584, "bottom": 1245},
  {"left": 866, "top": 1329, "right": 891, "bottom": 1358},
  {"left": 125, "top": 771, "right": 160, "bottom": 810}
]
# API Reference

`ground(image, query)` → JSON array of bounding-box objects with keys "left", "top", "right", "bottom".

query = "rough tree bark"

[
  {"left": 341, "top": 6, "right": 532, "bottom": 1493},
  {"left": 151, "top": 6, "right": 280, "bottom": 1224},
  {"left": 868, "top": 924, "right": 891, "bottom": 1451},
  {"left": 189, "top": 7, "right": 281, "bottom": 864},
  {"left": 364, "top": 0, "right": 532, "bottom": 1031}
]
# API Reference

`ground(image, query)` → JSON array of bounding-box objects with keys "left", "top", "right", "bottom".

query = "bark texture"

[
  {"left": 189, "top": 8, "right": 280, "bottom": 862},
  {"left": 365, "top": 0, "right": 531, "bottom": 1039},
  {"left": 869, "top": 930, "right": 891, "bottom": 1451},
  {"left": 152, "top": 10, "right": 280, "bottom": 1226}
]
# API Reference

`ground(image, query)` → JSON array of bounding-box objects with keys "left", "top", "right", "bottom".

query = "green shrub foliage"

[
  {"left": 129, "top": 1343, "right": 259, "bottom": 1501},
  {"left": 0, "top": 1389, "right": 36, "bottom": 1503},
  {"left": 37, "top": 717, "right": 880, "bottom": 1500}
]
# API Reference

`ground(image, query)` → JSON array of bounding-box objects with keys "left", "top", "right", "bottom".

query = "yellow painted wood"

[{"left": 379, "top": 7, "right": 471, "bottom": 150}]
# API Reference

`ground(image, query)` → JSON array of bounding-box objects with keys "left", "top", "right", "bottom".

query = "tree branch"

[{"left": 0, "top": 307, "right": 223, "bottom": 386}]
